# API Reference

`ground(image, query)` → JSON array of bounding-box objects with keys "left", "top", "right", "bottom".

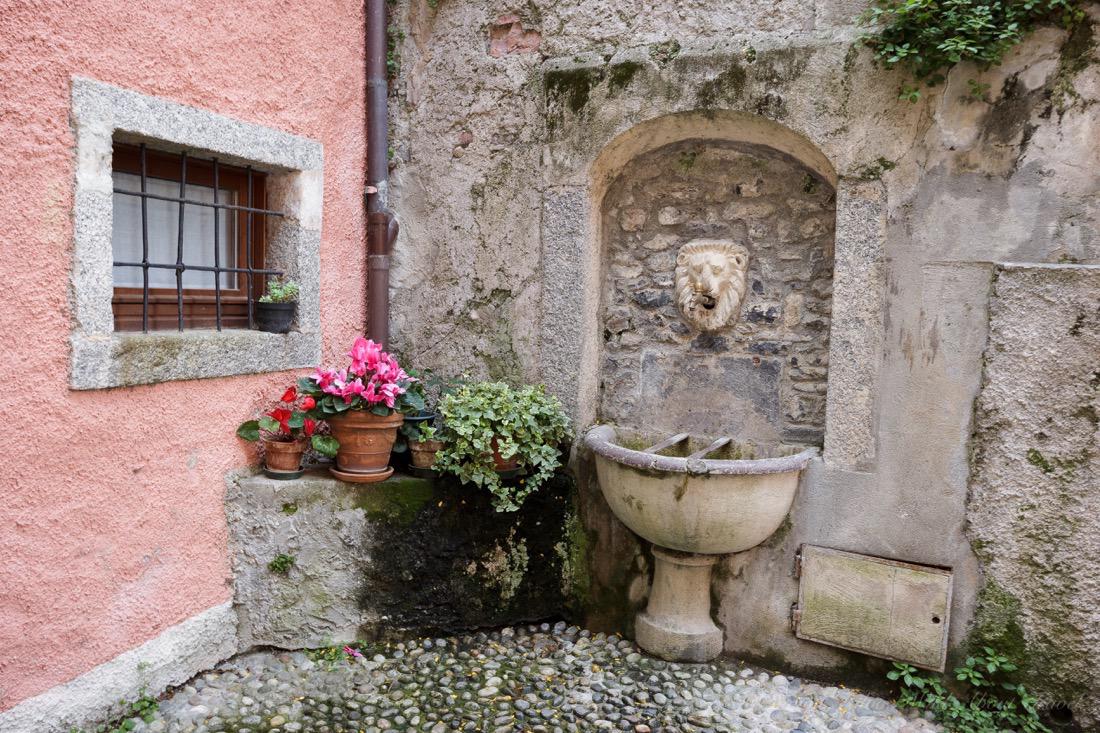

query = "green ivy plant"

[
  {"left": 434, "top": 382, "right": 571, "bottom": 512},
  {"left": 258, "top": 276, "right": 300, "bottom": 303},
  {"left": 860, "top": 0, "right": 1085, "bottom": 99},
  {"left": 887, "top": 647, "right": 1049, "bottom": 732}
]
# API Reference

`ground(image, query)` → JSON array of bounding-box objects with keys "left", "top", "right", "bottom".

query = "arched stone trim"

[
  {"left": 585, "top": 110, "right": 837, "bottom": 203},
  {"left": 540, "top": 110, "right": 883, "bottom": 470}
]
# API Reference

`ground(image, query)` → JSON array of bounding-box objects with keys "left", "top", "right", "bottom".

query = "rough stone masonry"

[
  {"left": 385, "top": 0, "right": 1100, "bottom": 722},
  {"left": 601, "top": 139, "right": 834, "bottom": 447}
]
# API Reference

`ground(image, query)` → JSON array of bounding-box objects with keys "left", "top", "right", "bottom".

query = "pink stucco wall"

[{"left": 0, "top": 1, "right": 367, "bottom": 710}]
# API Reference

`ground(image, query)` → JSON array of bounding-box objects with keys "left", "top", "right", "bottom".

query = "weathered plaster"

[
  {"left": 385, "top": 0, "right": 1100, "bottom": 695},
  {"left": 0, "top": 603, "right": 237, "bottom": 733},
  {"left": 968, "top": 264, "right": 1100, "bottom": 726},
  {"left": 0, "top": 0, "right": 366, "bottom": 710}
]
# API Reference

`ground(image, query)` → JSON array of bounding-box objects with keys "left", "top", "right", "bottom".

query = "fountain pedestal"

[
  {"left": 636, "top": 547, "right": 723, "bottom": 662},
  {"left": 585, "top": 425, "right": 816, "bottom": 664}
]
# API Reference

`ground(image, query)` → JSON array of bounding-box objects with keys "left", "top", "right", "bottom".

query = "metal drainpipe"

[{"left": 366, "top": 0, "right": 398, "bottom": 348}]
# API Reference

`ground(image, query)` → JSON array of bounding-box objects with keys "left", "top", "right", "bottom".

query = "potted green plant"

[
  {"left": 407, "top": 422, "right": 445, "bottom": 476},
  {"left": 237, "top": 386, "right": 337, "bottom": 479},
  {"left": 394, "top": 368, "right": 463, "bottom": 468},
  {"left": 255, "top": 276, "right": 300, "bottom": 333},
  {"left": 434, "top": 381, "right": 571, "bottom": 511},
  {"left": 299, "top": 336, "right": 423, "bottom": 483}
]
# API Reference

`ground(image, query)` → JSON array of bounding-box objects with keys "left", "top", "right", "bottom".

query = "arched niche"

[
  {"left": 599, "top": 136, "right": 835, "bottom": 447},
  {"left": 540, "top": 110, "right": 883, "bottom": 471}
]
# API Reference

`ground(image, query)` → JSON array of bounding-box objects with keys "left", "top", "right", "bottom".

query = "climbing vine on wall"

[{"left": 860, "top": 0, "right": 1086, "bottom": 99}]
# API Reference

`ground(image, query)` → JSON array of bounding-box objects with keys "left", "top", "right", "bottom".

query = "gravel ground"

[{"left": 120, "top": 623, "right": 939, "bottom": 733}]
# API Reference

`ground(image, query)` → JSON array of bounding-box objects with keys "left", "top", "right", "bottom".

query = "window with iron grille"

[
  {"left": 70, "top": 77, "right": 323, "bottom": 390},
  {"left": 111, "top": 143, "right": 285, "bottom": 332}
]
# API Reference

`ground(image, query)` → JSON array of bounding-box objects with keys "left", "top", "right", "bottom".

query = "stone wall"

[
  {"left": 227, "top": 470, "right": 575, "bottom": 650},
  {"left": 385, "top": 0, "right": 1100, "bottom": 720},
  {"left": 601, "top": 139, "right": 833, "bottom": 445},
  {"left": 967, "top": 264, "right": 1100, "bottom": 722}
]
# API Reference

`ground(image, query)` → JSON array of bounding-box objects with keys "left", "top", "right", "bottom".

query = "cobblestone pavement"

[{"left": 118, "top": 623, "right": 938, "bottom": 733}]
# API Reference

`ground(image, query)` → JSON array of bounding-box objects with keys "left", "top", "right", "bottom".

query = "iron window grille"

[{"left": 111, "top": 142, "right": 286, "bottom": 332}]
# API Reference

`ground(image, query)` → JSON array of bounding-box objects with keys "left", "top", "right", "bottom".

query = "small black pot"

[{"left": 255, "top": 301, "right": 297, "bottom": 334}]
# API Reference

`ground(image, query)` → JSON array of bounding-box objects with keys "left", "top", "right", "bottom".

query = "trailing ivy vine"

[{"left": 860, "top": 0, "right": 1086, "bottom": 99}]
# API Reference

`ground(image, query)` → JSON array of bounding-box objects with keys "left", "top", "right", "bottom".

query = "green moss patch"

[
  {"left": 354, "top": 477, "right": 435, "bottom": 525},
  {"left": 608, "top": 61, "right": 644, "bottom": 95},
  {"left": 546, "top": 67, "right": 605, "bottom": 114},
  {"left": 696, "top": 60, "right": 748, "bottom": 109}
]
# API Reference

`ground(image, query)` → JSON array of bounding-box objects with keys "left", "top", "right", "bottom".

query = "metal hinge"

[
  {"left": 793, "top": 544, "right": 804, "bottom": 578},
  {"left": 790, "top": 603, "right": 802, "bottom": 633}
]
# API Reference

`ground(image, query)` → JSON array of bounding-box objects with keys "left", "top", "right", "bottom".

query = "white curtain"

[{"left": 112, "top": 173, "right": 237, "bottom": 289}]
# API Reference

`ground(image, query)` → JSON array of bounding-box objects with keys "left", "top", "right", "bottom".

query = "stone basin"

[
  {"left": 584, "top": 424, "right": 817, "bottom": 662},
  {"left": 585, "top": 425, "right": 816, "bottom": 554}
]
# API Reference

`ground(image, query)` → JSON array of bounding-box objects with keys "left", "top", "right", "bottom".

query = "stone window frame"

[
  {"left": 69, "top": 76, "right": 324, "bottom": 390},
  {"left": 538, "top": 109, "right": 886, "bottom": 472}
]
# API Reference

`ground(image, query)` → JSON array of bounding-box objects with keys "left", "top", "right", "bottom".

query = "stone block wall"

[
  {"left": 601, "top": 140, "right": 834, "bottom": 445},
  {"left": 226, "top": 471, "right": 577, "bottom": 650},
  {"left": 385, "top": 0, "right": 1100, "bottom": 718},
  {"left": 967, "top": 264, "right": 1100, "bottom": 722}
]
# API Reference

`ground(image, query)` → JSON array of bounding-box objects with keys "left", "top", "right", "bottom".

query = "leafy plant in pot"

[
  {"left": 434, "top": 381, "right": 571, "bottom": 511},
  {"left": 237, "top": 386, "right": 337, "bottom": 479},
  {"left": 299, "top": 336, "right": 422, "bottom": 483},
  {"left": 255, "top": 276, "right": 299, "bottom": 334},
  {"left": 394, "top": 369, "right": 463, "bottom": 470},
  {"left": 407, "top": 422, "right": 445, "bottom": 476}
]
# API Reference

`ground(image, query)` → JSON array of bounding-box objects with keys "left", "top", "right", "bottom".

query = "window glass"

[{"left": 112, "top": 172, "right": 237, "bottom": 289}]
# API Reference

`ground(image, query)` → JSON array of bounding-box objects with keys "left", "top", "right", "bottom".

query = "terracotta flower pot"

[
  {"left": 328, "top": 410, "right": 404, "bottom": 474},
  {"left": 264, "top": 438, "right": 306, "bottom": 472},
  {"left": 409, "top": 439, "right": 444, "bottom": 469},
  {"left": 491, "top": 437, "right": 519, "bottom": 472}
]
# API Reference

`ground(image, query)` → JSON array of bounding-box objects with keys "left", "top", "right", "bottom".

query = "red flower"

[
  {"left": 280, "top": 386, "right": 297, "bottom": 403},
  {"left": 304, "top": 418, "right": 316, "bottom": 437},
  {"left": 301, "top": 396, "right": 316, "bottom": 410},
  {"left": 268, "top": 408, "right": 293, "bottom": 434}
]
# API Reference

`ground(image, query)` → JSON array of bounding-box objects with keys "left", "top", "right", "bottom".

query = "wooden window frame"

[{"left": 111, "top": 143, "right": 268, "bottom": 331}]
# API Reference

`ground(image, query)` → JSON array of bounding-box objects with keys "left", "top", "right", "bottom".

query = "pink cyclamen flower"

[
  {"left": 374, "top": 356, "right": 410, "bottom": 386},
  {"left": 362, "top": 380, "right": 383, "bottom": 404},
  {"left": 319, "top": 368, "right": 348, "bottom": 396},
  {"left": 312, "top": 367, "right": 337, "bottom": 390},
  {"left": 343, "top": 646, "right": 363, "bottom": 659},
  {"left": 378, "top": 381, "right": 402, "bottom": 408},
  {"left": 341, "top": 378, "right": 367, "bottom": 403},
  {"left": 347, "top": 337, "right": 383, "bottom": 376}
]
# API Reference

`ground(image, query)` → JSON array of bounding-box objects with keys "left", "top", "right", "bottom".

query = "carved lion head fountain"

[{"left": 674, "top": 239, "right": 750, "bottom": 331}]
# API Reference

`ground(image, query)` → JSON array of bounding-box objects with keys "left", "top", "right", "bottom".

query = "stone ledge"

[
  {"left": 226, "top": 469, "right": 575, "bottom": 650},
  {"left": 0, "top": 602, "right": 237, "bottom": 733},
  {"left": 70, "top": 328, "right": 321, "bottom": 390}
]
